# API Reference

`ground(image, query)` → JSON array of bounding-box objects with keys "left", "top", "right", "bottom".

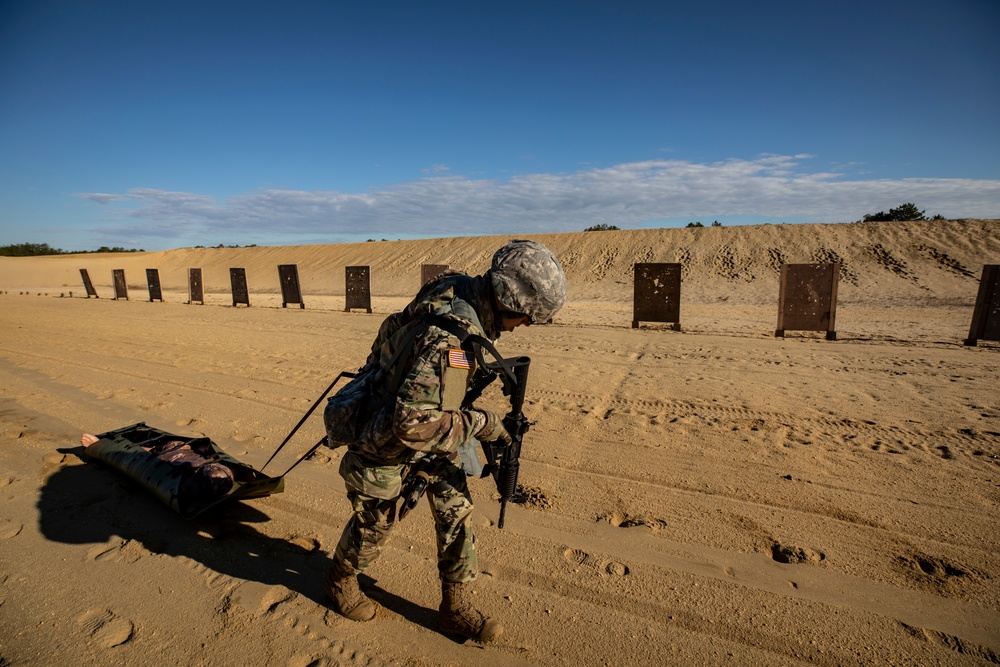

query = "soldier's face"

[{"left": 500, "top": 313, "right": 531, "bottom": 332}]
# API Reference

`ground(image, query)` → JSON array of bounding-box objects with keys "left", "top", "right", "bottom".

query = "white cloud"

[
  {"left": 73, "top": 192, "right": 131, "bottom": 204},
  {"left": 421, "top": 163, "right": 451, "bottom": 174},
  {"left": 73, "top": 156, "right": 1000, "bottom": 243}
]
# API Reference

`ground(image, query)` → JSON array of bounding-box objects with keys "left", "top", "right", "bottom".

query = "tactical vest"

[{"left": 324, "top": 308, "right": 485, "bottom": 460}]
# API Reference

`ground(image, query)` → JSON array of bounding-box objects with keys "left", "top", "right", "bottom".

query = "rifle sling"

[{"left": 419, "top": 314, "right": 517, "bottom": 388}]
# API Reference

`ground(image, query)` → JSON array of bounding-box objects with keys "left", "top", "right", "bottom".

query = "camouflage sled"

[{"left": 84, "top": 422, "right": 284, "bottom": 519}]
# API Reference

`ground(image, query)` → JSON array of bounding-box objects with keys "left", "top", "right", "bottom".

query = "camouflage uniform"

[
  {"left": 326, "top": 240, "right": 567, "bottom": 639},
  {"left": 334, "top": 273, "right": 498, "bottom": 584},
  {"left": 333, "top": 240, "right": 568, "bottom": 591}
]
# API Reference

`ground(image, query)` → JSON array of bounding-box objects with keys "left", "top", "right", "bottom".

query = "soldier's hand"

[{"left": 475, "top": 410, "right": 512, "bottom": 447}]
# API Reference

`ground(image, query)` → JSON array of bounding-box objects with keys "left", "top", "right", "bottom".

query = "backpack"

[
  {"left": 323, "top": 315, "right": 450, "bottom": 449},
  {"left": 323, "top": 360, "right": 382, "bottom": 448},
  {"left": 322, "top": 313, "right": 515, "bottom": 451}
]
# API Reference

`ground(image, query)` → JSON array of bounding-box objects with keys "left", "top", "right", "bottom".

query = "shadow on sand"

[{"left": 38, "top": 446, "right": 441, "bottom": 634}]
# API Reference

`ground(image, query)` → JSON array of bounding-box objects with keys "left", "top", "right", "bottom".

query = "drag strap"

[
  {"left": 278, "top": 435, "right": 330, "bottom": 477},
  {"left": 269, "top": 317, "right": 433, "bottom": 477},
  {"left": 260, "top": 370, "right": 357, "bottom": 474}
]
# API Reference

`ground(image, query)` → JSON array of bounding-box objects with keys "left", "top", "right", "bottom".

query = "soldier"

[{"left": 324, "top": 239, "right": 567, "bottom": 642}]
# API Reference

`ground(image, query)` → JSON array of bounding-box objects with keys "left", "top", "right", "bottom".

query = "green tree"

[
  {"left": 861, "top": 203, "right": 926, "bottom": 222},
  {"left": 583, "top": 224, "right": 620, "bottom": 231},
  {"left": 0, "top": 242, "right": 65, "bottom": 256},
  {"left": 685, "top": 221, "right": 704, "bottom": 228}
]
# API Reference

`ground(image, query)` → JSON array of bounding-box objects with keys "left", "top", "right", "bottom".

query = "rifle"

[
  {"left": 392, "top": 313, "right": 532, "bottom": 528},
  {"left": 397, "top": 355, "right": 532, "bottom": 529},
  {"left": 478, "top": 356, "right": 531, "bottom": 529}
]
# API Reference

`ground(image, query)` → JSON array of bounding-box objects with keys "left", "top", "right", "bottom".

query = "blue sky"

[{"left": 1, "top": 0, "right": 998, "bottom": 251}]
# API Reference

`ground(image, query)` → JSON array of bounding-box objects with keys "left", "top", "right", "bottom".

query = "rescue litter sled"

[
  {"left": 83, "top": 371, "right": 356, "bottom": 519},
  {"left": 84, "top": 422, "right": 285, "bottom": 519}
]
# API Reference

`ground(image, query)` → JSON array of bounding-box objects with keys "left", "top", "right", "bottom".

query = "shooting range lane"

[{"left": 1, "top": 292, "right": 998, "bottom": 666}]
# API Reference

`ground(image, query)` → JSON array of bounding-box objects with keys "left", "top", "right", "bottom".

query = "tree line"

[
  {"left": 0, "top": 243, "right": 145, "bottom": 257},
  {"left": 0, "top": 242, "right": 260, "bottom": 256},
  {"left": 582, "top": 203, "right": 946, "bottom": 231}
]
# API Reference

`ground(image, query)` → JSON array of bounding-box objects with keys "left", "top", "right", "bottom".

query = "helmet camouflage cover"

[{"left": 490, "top": 239, "right": 568, "bottom": 324}]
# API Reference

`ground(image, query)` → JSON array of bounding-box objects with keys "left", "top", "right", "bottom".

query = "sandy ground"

[{"left": 1, "top": 220, "right": 999, "bottom": 666}]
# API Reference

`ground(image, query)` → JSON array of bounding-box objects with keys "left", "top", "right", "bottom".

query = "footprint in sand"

[
  {"left": 228, "top": 581, "right": 295, "bottom": 619},
  {"left": 563, "top": 547, "right": 591, "bottom": 567},
  {"left": 77, "top": 609, "right": 134, "bottom": 648},
  {"left": 0, "top": 519, "right": 23, "bottom": 539},
  {"left": 40, "top": 452, "right": 69, "bottom": 479},
  {"left": 897, "top": 551, "right": 971, "bottom": 583},
  {"left": 288, "top": 656, "right": 334, "bottom": 667},
  {"left": 86, "top": 539, "right": 126, "bottom": 563},
  {"left": 86, "top": 539, "right": 146, "bottom": 564},
  {"left": 605, "top": 561, "right": 630, "bottom": 577},
  {"left": 771, "top": 542, "right": 826, "bottom": 565},
  {"left": 307, "top": 449, "right": 332, "bottom": 464},
  {"left": 286, "top": 534, "right": 322, "bottom": 553},
  {"left": 563, "top": 547, "right": 630, "bottom": 577}
]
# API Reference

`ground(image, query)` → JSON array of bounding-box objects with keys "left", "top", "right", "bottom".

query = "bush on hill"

[
  {"left": 860, "top": 203, "right": 944, "bottom": 222},
  {"left": 94, "top": 246, "right": 145, "bottom": 253}
]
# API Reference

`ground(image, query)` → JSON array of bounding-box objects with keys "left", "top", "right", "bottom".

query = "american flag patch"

[{"left": 448, "top": 349, "right": 472, "bottom": 369}]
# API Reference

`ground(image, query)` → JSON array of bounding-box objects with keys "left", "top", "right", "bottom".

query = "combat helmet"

[{"left": 490, "top": 240, "right": 568, "bottom": 324}]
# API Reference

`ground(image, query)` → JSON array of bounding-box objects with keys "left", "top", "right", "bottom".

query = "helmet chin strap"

[{"left": 482, "top": 274, "right": 504, "bottom": 340}]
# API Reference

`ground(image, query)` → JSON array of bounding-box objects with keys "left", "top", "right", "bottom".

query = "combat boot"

[
  {"left": 324, "top": 561, "right": 376, "bottom": 622},
  {"left": 439, "top": 581, "right": 503, "bottom": 642}
]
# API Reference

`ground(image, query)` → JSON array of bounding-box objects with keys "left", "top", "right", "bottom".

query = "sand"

[{"left": 0, "top": 219, "right": 998, "bottom": 666}]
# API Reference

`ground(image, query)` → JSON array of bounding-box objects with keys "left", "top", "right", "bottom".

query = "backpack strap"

[
  {"left": 262, "top": 369, "right": 357, "bottom": 474},
  {"left": 380, "top": 318, "right": 432, "bottom": 397}
]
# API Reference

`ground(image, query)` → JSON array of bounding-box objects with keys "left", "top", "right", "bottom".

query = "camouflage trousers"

[{"left": 334, "top": 453, "right": 478, "bottom": 584}]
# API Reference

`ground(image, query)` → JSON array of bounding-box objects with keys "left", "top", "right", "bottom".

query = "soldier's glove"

[{"left": 475, "top": 410, "right": 512, "bottom": 448}]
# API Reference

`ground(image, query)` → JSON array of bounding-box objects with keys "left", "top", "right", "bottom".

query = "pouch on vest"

[
  {"left": 441, "top": 341, "right": 476, "bottom": 412},
  {"left": 338, "top": 450, "right": 405, "bottom": 500}
]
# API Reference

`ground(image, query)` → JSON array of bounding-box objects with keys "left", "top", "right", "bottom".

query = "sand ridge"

[{"left": 2, "top": 219, "right": 997, "bottom": 308}]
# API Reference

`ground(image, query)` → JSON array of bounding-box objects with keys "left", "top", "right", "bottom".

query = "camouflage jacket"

[{"left": 348, "top": 272, "right": 499, "bottom": 466}]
